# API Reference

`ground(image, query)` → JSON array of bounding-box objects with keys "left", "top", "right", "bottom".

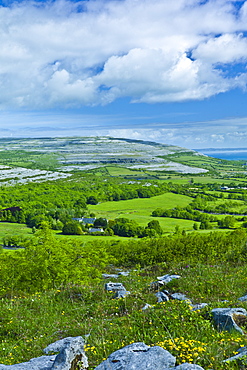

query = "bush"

[{"left": 62, "top": 221, "right": 83, "bottom": 235}]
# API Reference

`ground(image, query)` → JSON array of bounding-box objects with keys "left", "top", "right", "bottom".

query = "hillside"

[
  {"left": 0, "top": 136, "right": 206, "bottom": 175},
  {"left": 0, "top": 137, "right": 247, "bottom": 369},
  {"left": 0, "top": 136, "right": 246, "bottom": 186}
]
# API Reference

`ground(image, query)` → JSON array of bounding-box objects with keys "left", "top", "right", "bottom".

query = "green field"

[
  {"left": 53, "top": 231, "right": 129, "bottom": 242},
  {"left": 0, "top": 223, "right": 130, "bottom": 246},
  {"left": 89, "top": 192, "right": 192, "bottom": 218},
  {"left": 0, "top": 222, "right": 32, "bottom": 239},
  {"left": 88, "top": 192, "right": 207, "bottom": 232}
]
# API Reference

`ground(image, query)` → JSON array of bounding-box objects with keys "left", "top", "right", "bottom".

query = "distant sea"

[{"left": 195, "top": 148, "right": 247, "bottom": 161}]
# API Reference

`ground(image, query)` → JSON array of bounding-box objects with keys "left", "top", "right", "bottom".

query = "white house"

[
  {"left": 88, "top": 227, "right": 104, "bottom": 233},
  {"left": 72, "top": 217, "right": 96, "bottom": 224}
]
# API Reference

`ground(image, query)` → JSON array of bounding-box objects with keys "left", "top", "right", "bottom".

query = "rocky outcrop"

[
  {"left": 105, "top": 282, "right": 126, "bottom": 292},
  {"left": 224, "top": 345, "right": 247, "bottom": 364},
  {"left": 94, "top": 342, "right": 205, "bottom": 370},
  {"left": 155, "top": 291, "right": 170, "bottom": 303},
  {"left": 211, "top": 307, "right": 247, "bottom": 334},
  {"left": 0, "top": 339, "right": 206, "bottom": 370},
  {"left": 102, "top": 272, "right": 130, "bottom": 279},
  {"left": 0, "top": 337, "right": 88, "bottom": 370},
  {"left": 105, "top": 282, "right": 130, "bottom": 299},
  {"left": 238, "top": 294, "right": 247, "bottom": 302},
  {"left": 170, "top": 293, "right": 192, "bottom": 304},
  {"left": 151, "top": 274, "right": 181, "bottom": 289},
  {"left": 157, "top": 274, "right": 181, "bottom": 285}
]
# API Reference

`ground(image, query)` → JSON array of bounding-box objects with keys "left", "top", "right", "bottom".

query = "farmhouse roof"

[
  {"left": 72, "top": 217, "right": 96, "bottom": 224},
  {"left": 89, "top": 227, "right": 104, "bottom": 233}
]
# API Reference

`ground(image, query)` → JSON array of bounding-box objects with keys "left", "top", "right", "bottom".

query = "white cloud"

[
  {"left": 0, "top": 0, "right": 246, "bottom": 108},
  {"left": 193, "top": 33, "right": 247, "bottom": 64},
  {"left": 0, "top": 110, "right": 247, "bottom": 149}
]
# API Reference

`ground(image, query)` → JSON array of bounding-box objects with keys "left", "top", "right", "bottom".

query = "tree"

[
  {"left": 87, "top": 195, "right": 98, "bottom": 205},
  {"left": 62, "top": 221, "right": 83, "bottom": 235},
  {"left": 94, "top": 217, "right": 108, "bottom": 229},
  {"left": 193, "top": 223, "right": 198, "bottom": 230},
  {"left": 152, "top": 208, "right": 164, "bottom": 217},
  {"left": 146, "top": 220, "right": 163, "bottom": 235},
  {"left": 218, "top": 216, "right": 235, "bottom": 229},
  {"left": 104, "top": 227, "right": 114, "bottom": 236},
  {"left": 0, "top": 225, "right": 113, "bottom": 294},
  {"left": 74, "top": 197, "right": 87, "bottom": 208},
  {"left": 111, "top": 218, "right": 143, "bottom": 237}
]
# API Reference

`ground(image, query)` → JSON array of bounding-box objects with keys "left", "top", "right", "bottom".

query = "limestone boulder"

[
  {"left": 0, "top": 336, "right": 88, "bottom": 370},
  {"left": 211, "top": 307, "right": 247, "bottom": 334},
  {"left": 94, "top": 342, "right": 176, "bottom": 370}
]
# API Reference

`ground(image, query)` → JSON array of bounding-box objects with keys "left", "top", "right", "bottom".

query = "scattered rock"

[
  {"left": 157, "top": 274, "right": 181, "bottom": 284},
  {"left": 150, "top": 274, "right": 180, "bottom": 289},
  {"left": 141, "top": 303, "right": 152, "bottom": 311},
  {"left": 211, "top": 307, "right": 247, "bottom": 334},
  {"left": 0, "top": 356, "right": 56, "bottom": 370},
  {"left": 105, "top": 282, "right": 126, "bottom": 292},
  {"left": 224, "top": 345, "right": 247, "bottom": 364},
  {"left": 191, "top": 303, "right": 208, "bottom": 311},
  {"left": 0, "top": 336, "right": 88, "bottom": 370},
  {"left": 105, "top": 282, "right": 130, "bottom": 299},
  {"left": 113, "top": 290, "right": 130, "bottom": 299},
  {"left": 238, "top": 294, "right": 247, "bottom": 302},
  {"left": 171, "top": 365, "right": 205, "bottom": 369},
  {"left": 155, "top": 291, "right": 169, "bottom": 303},
  {"left": 170, "top": 293, "right": 192, "bottom": 304},
  {"left": 117, "top": 271, "right": 130, "bottom": 277},
  {"left": 102, "top": 271, "right": 130, "bottom": 279},
  {"left": 102, "top": 274, "right": 119, "bottom": 279},
  {"left": 94, "top": 342, "right": 205, "bottom": 370},
  {"left": 94, "top": 342, "right": 176, "bottom": 370}
]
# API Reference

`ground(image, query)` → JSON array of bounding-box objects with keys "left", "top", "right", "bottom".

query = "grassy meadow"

[
  {"left": 1, "top": 259, "right": 247, "bottom": 370},
  {"left": 0, "top": 223, "right": 32, "bottom": 239},
  {"left": 89, "top": 192, "right": 192, "bottom": 218}
]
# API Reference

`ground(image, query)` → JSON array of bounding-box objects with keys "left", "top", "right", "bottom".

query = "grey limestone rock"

[
  {"left": 141, "top": 303, "right": 152, "bottom": 311},
  {"left": 224, "top": 345, "right": 247, "bottom": 363},
  {"left": 105, "top": 282, "right": 126, "bottom": 292},
  {"left": 50, "top": 336, "right": 88, "bottom": 370},
  {"left": 211, "top": 307, "right": 247, "bottom": 334},
  {"left": 0, "top": 337, "right": 88, "bottom": 370},
  {"left": 117, "top": 271, "right": 130, "bottom": 277},
  {"left": 151, "top": 274, "right": 181, "bottom": 289},
  {"left": 191, "top": 303, "right": 208, "bottom": 311},
  {"left": 102, "top": 274, "right": 119, "bottom": 279},
  {"left": 171, "top": 364, "right": 205, "bottom": 370},
  {"left": 155, "top": 291, "right": 169, "bottom": 303},
  {"left": 238, "top": 294, "right": 247, "bottom": 302},
  {"left": 94, "top": 342, "right": 176, "bottom": 370},
  {"left": 157, "top": 274, "right": 181, "bottom": 284},
  {"left": 170, "top": 293, "right": 192, "bottom": 304},
  {"left": 0, "top": 356, "right": 56, "bottom": 370},
  {"left": 113, "top": 290, "right": 130, "bottom": 299}
]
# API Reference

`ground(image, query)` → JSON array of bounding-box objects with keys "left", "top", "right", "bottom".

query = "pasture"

[
  {"left": 88, "top": 192, "right": 192, "bottom": 219},
  {"left": 0, "top": 222, "right": 32, "bottom": 240}
]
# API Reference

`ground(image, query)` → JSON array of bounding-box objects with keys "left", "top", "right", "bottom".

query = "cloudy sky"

[{"left": 0, "top": 0, "right": 247, "bottom": 148}]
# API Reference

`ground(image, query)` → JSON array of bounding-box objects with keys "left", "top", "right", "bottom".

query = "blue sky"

[{"left": 0, "top": 0, "right": 247, "bottom": 149}]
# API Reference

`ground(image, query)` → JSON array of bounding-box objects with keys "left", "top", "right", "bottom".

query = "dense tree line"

[
  {"left": 152, "top": 206, "right": 218, "bottom": 223},
  {"left": 1, "top": 224, "right": 246, "bottom": 296},
  {"left": 152, "top": 192, "right": 246, "bottom": 229},
  {"left": 109, "top": 229, "right": 247, "bottom": 267}
]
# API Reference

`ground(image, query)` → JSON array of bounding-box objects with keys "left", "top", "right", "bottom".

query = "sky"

[{"left": 0, "top": 0, "right": 247, "bottom": 148}]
